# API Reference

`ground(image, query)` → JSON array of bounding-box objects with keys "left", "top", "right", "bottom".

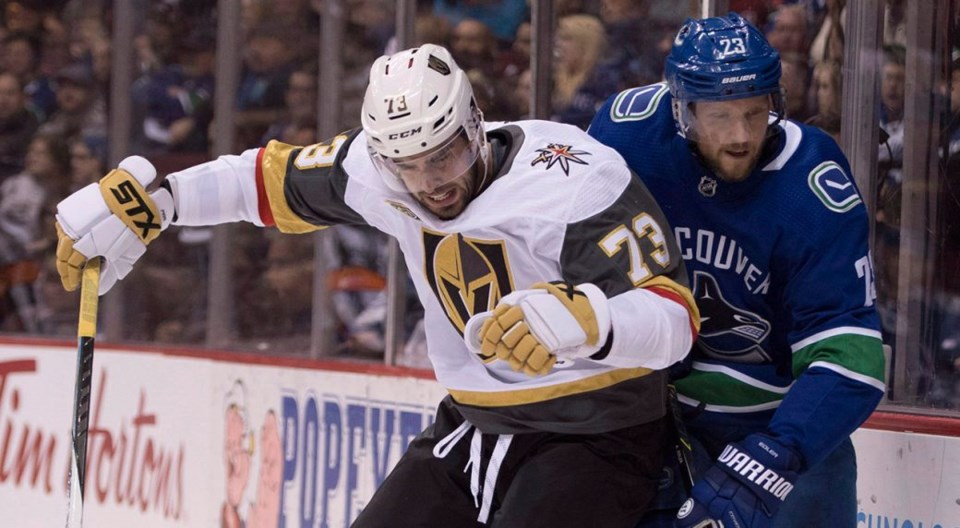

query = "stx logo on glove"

[
  {"left": 717, "top": 444, "right": 794, "bottom": 500},
  {"left": 100, "top": 169, "right": 163, "bottom": 243}
]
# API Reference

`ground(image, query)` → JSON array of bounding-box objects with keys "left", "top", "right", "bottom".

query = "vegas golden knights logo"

[{"left": 423, "top": 229, "right": 515, "bottom": 336}]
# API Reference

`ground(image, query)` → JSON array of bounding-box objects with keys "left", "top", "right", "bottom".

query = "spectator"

[
  {"left": 597, "top": 0, "right": 671, "bottom": 89},
  {"left": 810, "top": 0, "right": 845, "bottom": 64},
  {"left": 730, "top": 0, "right": 772, "bottom": 27},
  {"left": 884, "top": 0, "right": 906, "bottom": 47},
  {"left": 879, "top": 44, "right": 906, "bottom": 165},
  {"left": 766, "top": 4, "right": 810, "bottom": 56},
  {"left": 948, "top": 64, "right": 960, "bottom": 157},
  {"left": 3, "top": 0, "right": 45, "bottom": 39},
  {"left": 133, "top": 28, "right": 216, "bottom": 154},
  {"left": 0, "top": 72, "right": 39, "bottom": 180},
  {"left": 450, "top": 18, "right": 500, "bottom": 74},
  {"left": 253, "top": 230, "right": 315, "bottom": 350},
  {"left": 22, "top": 131, "right": 70, "bottom": 205},
  {"left": 552, "top": 14, "right": 619, "bottom": 129},
  {"left": 1, "top": 32, "right": 56, "bottom": 121},
  {"left": 807, "top": 111, "right": 842, "bottom": 143},
  {"left": 235, "top": 23, "right": 297, "bottom": 148},
  {"left": 88, "top": 36, "right": 111, "bottom": 93},
  {"left": 0, "top": 132, "right": 67, "bottom": 332},
  {"left": 64, "top": 13, "right": 108, "bottom": 63},
  {"left": 812, "top": 58, "right": 843, "bottom": 120},
  {"left": 330, "top": 0, "right": 397, "bottom": 131},
  {"left": 433, "top": 0, "right": 527, "bottom": 44},
  {"left": 415, "top": 12, "right": 452, "bottom": 49},
  {"left": 345, "top": 0, "right": 395, "bottom": 51},
  {"left": 874, "top": 45, "right": 907, "bottom": 348},
  {"left": 67, "top": 134, "right": 106, "bottom": 192},
  {"left": 501, "top": 20, "right": 530, "bottom": 79},
  {"left": 386, "top": 12, "right": 454, "bottom": 54},
  {"left": 278, "top": 115, "right": 318, "bottom": 146},
  {"left": 133, "top": 3, "right": 178, "bottom": 74},
  {"left": 450, "top": 19, "right": 515, "bottom": 120},
  {"left": 38, "top": 17, "right": 70, "bottom": 80},
  {"left": 512, "top": 67, "right": 532, "bottom": 118},
  {"left": 780, "top": 51, "right": 812, "bottom": 122},
  {"left": 38, "top": 61, "right": 107, "bottom": 142},
  {"left": 273, "top": 0, "right": 320, "bottom": 62},
  {"left": 322, "top": 225, "right": 396, "bottom": 356},
  {"left": 261, "top": 67, "right": 318, "bottom": 145},
  {"left": 554, "top": 0, "right": 587, "bottom": 17},
  {"left": 33, "top": 132, "right": 106, "bottom": 334}
]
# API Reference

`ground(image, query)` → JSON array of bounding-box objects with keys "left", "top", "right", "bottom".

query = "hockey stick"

[
  {"left": 667, "top": 383, "right": 697, "bottom": 492},
  {"left": 65, "top": 258, "right": 101, "bottom": 528},
  {"left": 668, "top": 384, "right": 724, "bottom": 528}
]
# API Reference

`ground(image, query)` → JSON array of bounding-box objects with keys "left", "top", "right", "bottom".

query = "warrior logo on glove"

[
  {"left": 100, "top": 169, "right": 164, "bottom": 244},
  {"left": 717, "top": 442, "right": 794, "bottom": 500}
]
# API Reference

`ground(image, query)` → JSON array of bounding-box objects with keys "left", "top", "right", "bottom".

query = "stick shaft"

[
  {"left": 66, "top": 258, "right": 101, "bottom": 528},
  {"left": 668, "top": 384, "right": 697, "bottom": 491}
]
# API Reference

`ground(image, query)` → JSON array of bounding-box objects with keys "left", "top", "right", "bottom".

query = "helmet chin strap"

[{"left": 472, "top": 142, "right": 494, "bottom": 197}]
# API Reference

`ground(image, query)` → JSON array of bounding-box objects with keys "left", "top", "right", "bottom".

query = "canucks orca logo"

[
  {"left": 422, "top": 229, "right": 515, "bottom": 360},
  {"left": 693, "top": 271, "right": 772, "bottom": 363}
]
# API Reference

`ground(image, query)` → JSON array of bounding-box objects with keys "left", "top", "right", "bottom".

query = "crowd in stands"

[{"left": 1, "top": 0, "right": 956, "bottom": 401}]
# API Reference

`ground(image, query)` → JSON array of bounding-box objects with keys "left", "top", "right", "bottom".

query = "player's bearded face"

[
  {"left": 386, "top": 130, "right": 485, "bottom": 219},
  {"left": 691, "top": 95, "right": 771, "bottom": 183}
]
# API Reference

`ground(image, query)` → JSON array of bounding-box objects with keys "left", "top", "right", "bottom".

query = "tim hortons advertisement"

[
  {"left": 2, "top": 340, "right": 959, "bottom": 527},
  {"left": 0, "top": 341, "right": 445, "bottom": 527}
]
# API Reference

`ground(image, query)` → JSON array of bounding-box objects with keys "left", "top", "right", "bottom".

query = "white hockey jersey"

[{"left": 168, "top": 120, "right": 699, "bottom": 434}]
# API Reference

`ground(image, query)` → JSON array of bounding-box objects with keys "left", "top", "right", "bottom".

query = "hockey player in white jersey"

[{"left": 54, "top": 44, "right": 698, "bottom": 527}]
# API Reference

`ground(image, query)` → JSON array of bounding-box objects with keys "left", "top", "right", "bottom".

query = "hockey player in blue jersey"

[{"left": 588, "top": 13, "right": 886, "bottom": 528}]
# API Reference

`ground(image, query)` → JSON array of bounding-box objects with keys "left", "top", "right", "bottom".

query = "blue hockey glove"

[{"left": 675, "top": 434, "right": 802, "bottom": 528}]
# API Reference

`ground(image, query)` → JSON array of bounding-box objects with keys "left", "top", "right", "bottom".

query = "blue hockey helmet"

[{"left": 665, "top": 12, "right": 785, "bottom": 135}]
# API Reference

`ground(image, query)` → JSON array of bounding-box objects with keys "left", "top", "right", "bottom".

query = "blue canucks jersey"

[{"left": 589, "top": 84, "right": 886, "bottom": 469}]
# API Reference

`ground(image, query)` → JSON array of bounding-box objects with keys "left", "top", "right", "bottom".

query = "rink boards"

[{"left": 0, "top": 339, "right": 957, "bottom": 527}]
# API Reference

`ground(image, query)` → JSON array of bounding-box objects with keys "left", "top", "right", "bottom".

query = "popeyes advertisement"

[{"left": 0, "top": 340, "right": 445, "bottom": 527}]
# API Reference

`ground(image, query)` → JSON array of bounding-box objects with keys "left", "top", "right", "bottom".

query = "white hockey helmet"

[{"left": 361, "top": 44, "right": 488, "bottom": 193}]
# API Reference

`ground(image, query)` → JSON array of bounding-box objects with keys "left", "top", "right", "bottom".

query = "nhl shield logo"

[{"left": 698, "top": 175, "right": 717, "bottom": 197}]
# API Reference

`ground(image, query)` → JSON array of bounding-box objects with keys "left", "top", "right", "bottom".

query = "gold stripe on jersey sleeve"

[
  {"left": 447, "top": 366, "right": 653, "bottom": 407},
  {"left": 261, "top": 140, "right": 325, "bottom": 234},
  {"left": 642, "top": 275, "right": 701, "bottom": 333}
]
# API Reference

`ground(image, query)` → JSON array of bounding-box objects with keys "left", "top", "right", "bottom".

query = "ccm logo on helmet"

[
  {"left": 388, "top": 127, "right": 422, "bottom": 140},
  {"left": 721, "top": 74, "right": 757, "bottom": 84}
]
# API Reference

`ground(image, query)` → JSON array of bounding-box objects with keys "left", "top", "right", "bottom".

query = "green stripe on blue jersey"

[
  {"left": 792, "top": 332, "right": 885, "bottom": 387},
  {"left": 675, "top": 367, "right": 789, "bottom": 410}
]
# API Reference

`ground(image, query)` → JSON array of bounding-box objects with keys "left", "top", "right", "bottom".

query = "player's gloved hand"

[
  {"left": 675, "top": 434, "right": 802, "bottom": 528},
  {"left": 56, "top": 156, "right": 174, "bottom": 295},
  {"left": 463, "top": 281, "right": 611, "bottom": 376}
]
